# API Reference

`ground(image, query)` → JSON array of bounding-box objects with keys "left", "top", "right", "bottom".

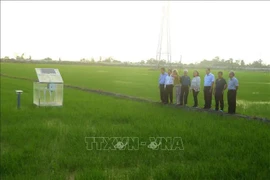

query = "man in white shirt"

[
  {"left": 203, "top": 68, "right": 215, "bottom": 109},
  {"left": 164, "top": 69, "right": 174, "bottom": 104},
  {"left": 227, "top": 71, "right": 239, "bottom": 114}
]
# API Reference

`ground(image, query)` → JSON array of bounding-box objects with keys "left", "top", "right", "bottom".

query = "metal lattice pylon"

[{"left": 156, "top": 1, "right": 171, "bottom": 68}]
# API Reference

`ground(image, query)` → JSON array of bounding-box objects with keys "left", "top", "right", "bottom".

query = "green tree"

[
  {"left": 240, "top": 60, "right": 245, "bottom": 67},
  {"left": 235, "top": 59, "right": 240, "bottom": 65},
  {"left": 43, "top": 57, "right": 52, "bottom": 61},
  {"left": 213, "top": 56, "right": 220, "bottom": 62},
  {"left": 112, "top": 60, "right": 121, "bottom": 63},
  {"left": 147, "top": 58, "right": 156, "bottom": 64},
  {"left": 20, "top": 53, "right": 25, "bottom": 60},
  {"left": 228, "top": 58, "right": 234, "bottom": 69},
  {"left": 251, "top": 59, "right": 263, "bottom": 68},
  {"left": 103, "top": 57, "right": 112, "bottom": 63}
]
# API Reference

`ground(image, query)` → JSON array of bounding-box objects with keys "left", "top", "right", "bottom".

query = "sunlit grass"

[
  {"left": 1, "top": 76, "right": 270, "bottom": 179},
  {"left": 1, "top": 62, "right": 269, "bottom": 117}
]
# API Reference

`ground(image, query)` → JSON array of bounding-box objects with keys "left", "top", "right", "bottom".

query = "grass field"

[
  {"left": 1, "top": 63, "right": 270, "bottom": 117},
  {"left": 1, "top": 62, "right": 270, "bottom": 179}
]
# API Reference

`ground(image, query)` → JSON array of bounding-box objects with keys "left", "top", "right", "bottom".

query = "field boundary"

[{"left": 1, "top": 73, "right": 269, "bottom": 123}]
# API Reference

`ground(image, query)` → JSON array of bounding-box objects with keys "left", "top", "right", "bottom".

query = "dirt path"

[{"left": 1, "top": 73, "right": 269, "bottom": 123}]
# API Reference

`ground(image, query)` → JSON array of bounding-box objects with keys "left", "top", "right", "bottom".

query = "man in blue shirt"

[
  {"left": 180, "top": 69, "right": 191, "bottom": 106},
  {"left": 203, "top": 68, "right": 215, "bottom": 109},
  {"left": 227, "top": 71, "right": 239, "bottom": 114},
  {"left": 158, "top": 67, "right": 168, "bottom": 103}
]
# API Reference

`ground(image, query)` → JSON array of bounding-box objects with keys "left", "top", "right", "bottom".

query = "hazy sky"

[{"left": 1, "top": 1, "right": 270, "bottom": 64}]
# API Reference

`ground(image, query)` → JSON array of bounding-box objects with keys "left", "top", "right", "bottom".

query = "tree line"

[
  {"left": 1, "top": 54, "right": 269, "bottom": 68},
  {"left": 140, "top": 56, "right": 269, "bottom": 68}
]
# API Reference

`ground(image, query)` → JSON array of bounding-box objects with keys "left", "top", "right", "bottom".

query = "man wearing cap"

[
  {"left": 203, "top": 68, "right": 215, "bottom": 109},
  {"left": 158, "top": 67, "right": 168, "bottom": 103},
  {"left": 227, "top": 71, "right": 239, "bottom": 114},
  {"left": 180, "top": 69, "right": 191, "bottom": 106}
]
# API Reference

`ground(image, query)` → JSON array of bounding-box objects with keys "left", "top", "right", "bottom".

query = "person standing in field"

[
  {"left": 164, "top": 69, "right": 174, "bottom": 104},
  {"left": 180, "top": 69, "right": 191, "bottom": 106},
  {"left": 172, "top": 69, "right": 181, "bottom": 105},
  {"left": 203, "top": 68, "right": 215, "bottom": 109},
  {"left": 190, "top": 70, "right": 201, "bottom": 108},
  {"left": 158, "top": 67, "right": 167, "bottom": 103},
  {"left": 227, "top": 71, "right": 239, "bottom": 114},
  {"left": 213, "top": 71, "right": 227, "bottom": 112}
]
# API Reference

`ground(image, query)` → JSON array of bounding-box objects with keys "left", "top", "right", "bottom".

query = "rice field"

[{"left": 1, "top": 62, "right": 270, "bottom": 179}]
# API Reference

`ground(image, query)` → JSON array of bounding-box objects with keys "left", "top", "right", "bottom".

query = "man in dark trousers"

[
  {"left": 164, "top": 69, "right": 174, "bottom": 104},
  {"left": 158, "top": 67, "right": 168, "bottom": 103},
  {"left": 227, "top": 71, "right": 239, "bottom": 114},
  {"left": 203, "top": 68, "right": 215, "bottom": 109},
  {"left": 180, "top": 69, "right": 191, "bottom": 106},
  {"left": 213, "top": 71, "right": 227, "bottom": 111}
]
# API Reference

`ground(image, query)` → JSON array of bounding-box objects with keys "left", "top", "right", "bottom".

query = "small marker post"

[{"left": 15, "top": 90, "right": 23, "bottom": 109}]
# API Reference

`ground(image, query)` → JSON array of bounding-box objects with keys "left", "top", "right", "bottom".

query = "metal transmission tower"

[{"left": 156, "top": 1, "right": 171, "bottom": 68}]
